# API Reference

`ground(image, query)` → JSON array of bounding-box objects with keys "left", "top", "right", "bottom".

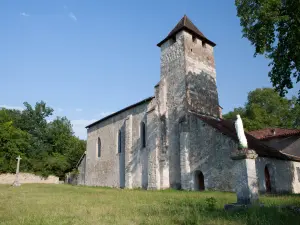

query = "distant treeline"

[
  {"left": 0, "top": 101, "right": 86, "bottom": 179},
  {"left": 223, "top": 88, "right": 300, "bottom": 131}
]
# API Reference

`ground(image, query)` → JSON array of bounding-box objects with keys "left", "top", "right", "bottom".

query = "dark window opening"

[
  {"left": 202, "top": 41, "right": 206, "bottom": 48},
  {"left": 170, "top": 36, "right": 176, "bottom": 45},
  {"left": 192, "top": 35, "right": 197, "bottom": 43},
  {"left": 97, "top": 137, "right": 101, "bottom": 158},
  {"left": 141, "top": 122, "right": 146, "bottom": 148},
  {"left": 118, "top": 130, "right": 122, "bottom": 153},
  {"left": 191, "top": 49, "right": 193, "bottom": 52},
  {"left": 265, "top": 166, "right": 271, "bottom": 193}
]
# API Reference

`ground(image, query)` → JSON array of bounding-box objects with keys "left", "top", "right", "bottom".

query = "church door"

[
  {"left": 195, "top": 171, "right": 205, "bottom": 191},
  {"left": 198, "top": 172, "right": 205, "bottom": 191},
  {"left": 265, "top": 166, "right": 271, "bottom": 193}
]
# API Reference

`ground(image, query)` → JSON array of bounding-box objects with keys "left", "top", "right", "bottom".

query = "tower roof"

[{"left": 157, "top": 15, "right": 216, "bottom": 47}]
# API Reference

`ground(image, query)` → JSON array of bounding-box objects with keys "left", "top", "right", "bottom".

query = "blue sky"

[{"left": 0, "top": 0, "right": 298, "bottom": 139}]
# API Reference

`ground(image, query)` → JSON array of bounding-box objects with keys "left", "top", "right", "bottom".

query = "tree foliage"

[
  {"left": 223, "top": 88, "right": 300, "bottom": 131},
  {"left": 0, "top": 102, "right": 86, "bottom": 179},
  {"left": 235, "top": 0, "right": 300, "bottom": 99}
]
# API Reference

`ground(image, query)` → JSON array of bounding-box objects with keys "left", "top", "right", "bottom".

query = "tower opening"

[{"left": 192, "top": 35, "right": 197, "bottom": 43}]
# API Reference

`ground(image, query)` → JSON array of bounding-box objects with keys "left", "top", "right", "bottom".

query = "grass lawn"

[{"left": 0, "top": 184, "right": 300, "bottom": 225}]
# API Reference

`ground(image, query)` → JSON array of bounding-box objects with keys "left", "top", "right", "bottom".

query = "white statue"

[{"left": 235, "top": 114, "right": 248, "bottom": 149}]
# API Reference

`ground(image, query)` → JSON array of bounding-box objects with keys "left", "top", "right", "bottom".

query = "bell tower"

[
  {"left": 157, "top": 15, "right": 219, "bottom": 118},
  {"left": 156, "top": 15, "right": 220, "bottom": 189}
]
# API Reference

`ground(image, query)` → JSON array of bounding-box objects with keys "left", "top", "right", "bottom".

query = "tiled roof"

[
  {"left": 248, "top": 128, "right": 300, "bottom": 140},
  {"left": 157, "top": 15, "right": 216, "bottom": 47},
  {"left": 196, "top": 114, "right": 300, "bottom": 161}
]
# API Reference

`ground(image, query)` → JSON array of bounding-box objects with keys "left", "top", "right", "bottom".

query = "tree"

[
  {"left": 0, "top": 121, "right": 31, "bottom": 173},
  {"left": 0, "top": 101, "right": 86, "bottom": 179},
  {"left": 45, "top": 117, "right": 86, "bottom": 178},
  {"left": 223, "top": 88, "right": 300, "bottom": 131},
  {"left": 235, "top": 0, "right": 300, "bottom": 99}
]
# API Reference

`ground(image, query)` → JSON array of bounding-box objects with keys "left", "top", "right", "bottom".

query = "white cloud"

[
  {"left": 20, "top": 12, "right": 30, "bottom": 17},
  {"left": 68, "top": 12, "right": 77, "bottom": 21},
  {"left": 71, "top": 119, "right": 96, "bottom": 139},
  {"left": 0, "top": 105, "right": 23, "bottom": 111},
  {"left": 76, "top": 108, "right": 83, "bottom": 112}
]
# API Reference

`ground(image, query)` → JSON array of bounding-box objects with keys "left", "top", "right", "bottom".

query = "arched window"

[
  {"left": 118, "top": 130, "right": 122, "bottom": 153},
  {"left": 97, "top": 137, "right": 101, "bottom": 158},
  {"left": 141, "top": 122, "right": 146, "bottom": 148}
]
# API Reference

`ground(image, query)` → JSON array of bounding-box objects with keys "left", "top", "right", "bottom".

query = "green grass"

[{"left": 0, "top": 184, "right": 300, "bottom": 225}]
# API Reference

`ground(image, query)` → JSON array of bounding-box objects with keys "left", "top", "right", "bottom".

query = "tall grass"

[{"left": 0, "top": 184, "right": 299, "bottom": 225}]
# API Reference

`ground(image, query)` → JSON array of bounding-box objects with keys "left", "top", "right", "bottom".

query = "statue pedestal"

[{"left": 225, "top": 149, "right": 260, "bottom": 210}]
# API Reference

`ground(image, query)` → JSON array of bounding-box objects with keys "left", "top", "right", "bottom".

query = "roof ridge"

[
  {"left": 157, "top": 15, "right": 216, "bottom": 47},
  {"left": 183, "top": 14, "right": 187, "bottom": 26}
]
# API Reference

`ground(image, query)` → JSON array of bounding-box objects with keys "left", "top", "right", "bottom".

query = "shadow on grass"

[{"left": 138, "top": 197, "right": 300, "bottom": 225}]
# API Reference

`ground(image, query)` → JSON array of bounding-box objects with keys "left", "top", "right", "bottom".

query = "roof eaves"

[
  {"left": 157, "top": 27, "right": 216, "bottom": 47},
  {"left": 86, "top": 96, "right": 155, "bottom": 129}
]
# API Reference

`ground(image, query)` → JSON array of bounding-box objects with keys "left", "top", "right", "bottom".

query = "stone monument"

[{"left": 225, "top": 115, "right": 260, "bottom": 210}]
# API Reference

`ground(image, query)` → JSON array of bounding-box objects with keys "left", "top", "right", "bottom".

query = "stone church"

[{"left": 76, "top": 15, "right": 300, "bottom": 194}]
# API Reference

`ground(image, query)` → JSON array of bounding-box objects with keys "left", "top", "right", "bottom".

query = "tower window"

[
  {"left": 202, "top": 41, "right": 206, "bottom": 48},
  {"left": 192, "top": 36, "right": 197, "bottom": 43},
  {"left": 170, "top": 36, "right": 176, "bottom": 45},
  {"left": 118, "top": 130, "right": 122, "bottom": 153},
  {"left": 97, "top": 137, "right": 101, "bottom": 158},
  {"left": 141, "top": 122, "right": 146, "bottom": 148}
]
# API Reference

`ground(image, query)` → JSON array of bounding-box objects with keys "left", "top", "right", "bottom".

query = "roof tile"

[{"left": 248, "top": 128, "right": 300, "bottom": 140}]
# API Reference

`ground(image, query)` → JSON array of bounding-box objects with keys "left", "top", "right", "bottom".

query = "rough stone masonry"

[{"left": 77, "top": 15, "right": 300, "bottom": 193}]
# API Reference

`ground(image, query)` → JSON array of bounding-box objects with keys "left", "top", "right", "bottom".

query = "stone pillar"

[
  {"left": 155, "top": 140, "right": 161, "bottom": 190},
  {"left": 180, "top": 132, "right": 191, "bottom": 190},
  {"left": 125, "top": 115, "right": 133, "bottom": 189},
  {"left": 148, "top": 138, "right": 160, "bottom": 190},
  {"left": 231, "top": 149, "right": 259, "bottom": 205},
  {"left": 147, "top": 108, "right": 161, "bottom": 190},
  {"left": 159, "top": 115, "right": 170, "bottom": 189}
]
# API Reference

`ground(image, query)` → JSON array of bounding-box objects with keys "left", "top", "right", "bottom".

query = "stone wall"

[
  {"left": 255, "top": 157, "right": 300, "bottom": 194},
  {"left": 0, "top": 173, "right": 59, "bottom": 184},
  {"left": 184, "top": 32, "right": 219, "bottom": 118},
  {"left": 85, "top": 100, "right": 154, "bottom": 188},
  {"left": 293, "top": 162, "right": 300, "bottom": 193},
  {"left": 160, "top": 30, "right": 187, "bottom": 189},
  {"left": 183, "top": 114, "right": 238, "bottom": 191}
]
